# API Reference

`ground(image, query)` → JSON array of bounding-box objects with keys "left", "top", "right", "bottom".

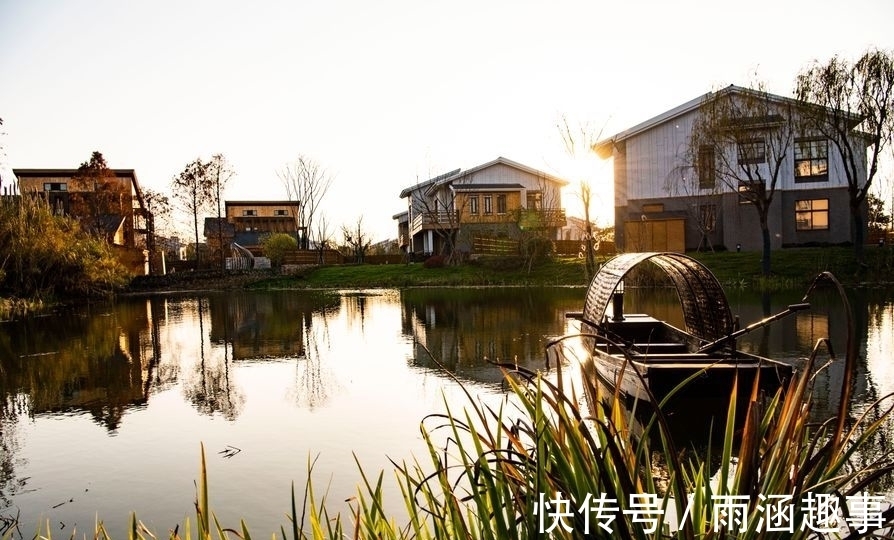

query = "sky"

[{"left": 1, "top": 0, "right": 893, "bottom": 241}]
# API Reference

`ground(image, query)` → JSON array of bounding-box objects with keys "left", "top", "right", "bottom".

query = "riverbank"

[{"left": 188, "top": 246, "right": 894, "bottom": 291}]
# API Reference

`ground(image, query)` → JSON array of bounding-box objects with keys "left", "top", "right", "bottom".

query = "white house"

[
  {"left": 593, "top": 85, "right": 868, "bottom": 253},
  {"left": 395, "top": 157, "right": 569, "bottom": 257}
]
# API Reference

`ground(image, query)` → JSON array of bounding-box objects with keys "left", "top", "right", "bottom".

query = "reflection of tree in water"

[
  {"left": 291, "top": 311, "right": 339, "bottom": 410},
  {"left": 183, "top": 298, "right": 244, "bottom": 420},
  {"left": 1, "top": 412, "right": 26, "bottom": 514}
]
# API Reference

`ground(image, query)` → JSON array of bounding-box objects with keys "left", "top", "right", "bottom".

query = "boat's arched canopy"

[{"left": 583, "top": 252, "right": 733, "bottom": 342}]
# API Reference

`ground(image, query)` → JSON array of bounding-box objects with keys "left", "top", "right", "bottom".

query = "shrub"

[
  {"left": 0, "top": 196, "right": 130, "bottom": 298},
  {"left": 261, "top": 233, "right": 298, "bottom": 268}
]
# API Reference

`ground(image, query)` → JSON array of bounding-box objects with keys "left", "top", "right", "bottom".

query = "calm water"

[{"left": 0, "top": 286, "right": 892, "bottom": 536}]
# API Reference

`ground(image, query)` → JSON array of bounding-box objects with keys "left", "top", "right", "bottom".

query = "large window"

[
  {"left": 737, "top": 139, "right": 766, "bottom": 165},
  {"left": 794, "top": 138, "right": 828, "bottom": 182},
  {"left": 468, "top": 195, "right": 479, "bottom": 215},
  {"left": 795, "top": 199, "right": 829, "bottom": 230},
  {"left": 483, "top": 195, "right": 493, "bottom": 215},
  {"left": 697, "top": 146, "right": 715, "bottom": 189},
  {"left": 496, "top": 194, "right": 507, "bottom": 214},
  {"left": 526, "top": 191, "right": 542, "bottom": 210}
]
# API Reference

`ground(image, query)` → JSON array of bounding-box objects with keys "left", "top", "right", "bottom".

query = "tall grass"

[{"left": 0, "top": 195, "right": 129, "bottom": 300}]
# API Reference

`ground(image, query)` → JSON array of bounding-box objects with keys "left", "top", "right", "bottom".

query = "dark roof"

[
  {"left": 203, "top": 217, "right": 235, "bottom": 237},
  {"left": 97, "top": 214, "right": 126, "bottom": 235}
]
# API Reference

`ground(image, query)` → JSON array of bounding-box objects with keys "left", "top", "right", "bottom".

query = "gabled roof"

[
  {"left": 398, "top": 157, "right": 568, "bottom": 198},
  {"left": 592, "top": 84, "right": 864, "bottom": 159}
]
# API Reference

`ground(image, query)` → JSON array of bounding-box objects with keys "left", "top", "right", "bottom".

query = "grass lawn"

[{"left": 247, "top": 246, "right": 894, "bottom": 291}]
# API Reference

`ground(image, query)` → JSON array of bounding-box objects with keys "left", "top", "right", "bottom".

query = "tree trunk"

[
  {"left": 852, "top": 200, "right": 866, "bottom": 264},
  {"left": 761, "top": 224, "right": 772, "bottom": 277}
]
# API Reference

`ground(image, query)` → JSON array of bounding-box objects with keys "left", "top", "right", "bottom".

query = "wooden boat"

[{"left": 571, "top": 252, "right": 798, "bottom": 428}]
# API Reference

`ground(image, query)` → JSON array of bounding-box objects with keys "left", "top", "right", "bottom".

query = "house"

[
  {"left": 396, "top": 157, "right": 568, "bottom": 257},
  {"left": 593, "top": 85, "right": 868, "bottom": 252},
  {"left": 221, "top": 200, "right": 302, "bottom": 254},
  {"left": 14, "top": 167, "right": 152, "bottom": 274}
]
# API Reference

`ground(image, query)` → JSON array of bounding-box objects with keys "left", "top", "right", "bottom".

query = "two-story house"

[
  {"left": 593, "top": 85, "right": 868, "bottom": 252},
  {"left": 222, "top": 200, "right": 302, "bottom": 254},
  {"left": 14, "top": 167, "right": 152, "bottom": 274},
  {"left": 395, "top": 157, "right": 568, "bottom": 258}
]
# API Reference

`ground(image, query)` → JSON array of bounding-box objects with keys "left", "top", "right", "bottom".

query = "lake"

[{"left": 0, "top": 285, "right": 892, "bottom": 537}]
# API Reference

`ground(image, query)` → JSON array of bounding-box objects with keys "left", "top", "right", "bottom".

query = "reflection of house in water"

[
  {"left": 207, "top": 291, "right": 341, "bottom": 360},
  {"left": 400, "top": 288, "right": 583, "bottom": 386},
  {"left": 0, "top": 299, "right": 164, "bottom": 431}
]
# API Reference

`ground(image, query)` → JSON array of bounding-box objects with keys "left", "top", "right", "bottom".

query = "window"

[
  {"left": 526, "top": 191, "right": 542, "bottom": 210},
  {"left": 43, "top": 182, "right": 67, "bottom": 191},
  {"left": 697, "top": 146, "right": 715, "bottom": 189},
  {"left": 738, "top": 183, "right": 755, "bottom": 205},
  {"left": 483, "top": 195, "right": 493, "bottom": 215},
  {"left": 794, "top": 138, "right": 828, "bottom": 182},
  {"left": 795, "top": 199, "right": 829, "bottom": 230},
  {"left": 737, "top": 139, "right": 766, "bottom": 165},
  {"left": 496, "top": 194, "right": 507, "bottom": 214},
  {"left": 242, "top": 209, "right": 257, "bottom": 216},
  {"left": 468, "top": 195, "right": 479, "bottom": 215},
  {"left": 642, "top": 203, "right": 664, "bottom": 213},
  {"left": 274, "top": 209, "right": 289, "bottom": 216}
]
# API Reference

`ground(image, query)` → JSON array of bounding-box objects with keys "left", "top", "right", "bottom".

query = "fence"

[{"left": 473, "top": 236, "right": 519, "bottom": 256}]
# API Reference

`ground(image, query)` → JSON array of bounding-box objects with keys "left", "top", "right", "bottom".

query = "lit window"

[
  {"left": 483, "top": 195, "right": 493, "bottom": 215},
  {"left": 496, "top": 194, "right": 507, "bottom": 214},
  {"left": 795, "top": 199, "right": 829, "bottom": 230},
  {"left": 794, "top": 138, "right": 828, "bottom": 182},
  {"left": 737, "top": 139, "right": 766, "bottom": 165},
  {"left": 468, "top": 195, "right": 479, "bottom": 215}
]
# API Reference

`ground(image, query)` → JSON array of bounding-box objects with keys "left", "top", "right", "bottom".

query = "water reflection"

[
  {"left": 0, "top": 286, "right": 890, "bottom": 536},
  {"left": 400, "top": 287, "right": 584, "bottom": 385}
]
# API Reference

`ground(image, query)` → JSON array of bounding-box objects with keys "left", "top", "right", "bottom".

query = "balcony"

[{"left": 410, "top": 208, "right": 566, "bottom": 235}]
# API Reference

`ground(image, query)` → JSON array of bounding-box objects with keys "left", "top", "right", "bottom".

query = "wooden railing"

[{"left": 410, "top": 208, "right": 566, "bottom": 234}]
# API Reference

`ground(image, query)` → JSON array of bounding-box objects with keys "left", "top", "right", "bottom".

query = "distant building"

[
  {"left": 14, "top": 167, "right": 152, "bottom": 274},
  {"left": 593, "top": 85, "right": 869, "bottom": 252},
  {"left": 221, "top": 200, "right": 302, "bottom": 254},
  {"left": 396, "top": 157, "right": 568, "bottom": 257}
]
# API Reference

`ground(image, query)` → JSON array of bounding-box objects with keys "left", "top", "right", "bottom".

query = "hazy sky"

[{"left": 1, "top": 0, "right": 892, "bottom": 240}]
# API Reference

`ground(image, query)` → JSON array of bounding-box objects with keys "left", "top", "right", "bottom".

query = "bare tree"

[
  {"left": 171, "top": 158, "right": 212, "bottom": 266},
  {"left": 689, "top": 84, "right": 796, "bottom": 276},
  {"left": 341, "top": 216, "right": 372, "bottom": 263},
  {"left": 664, "top": 163, "right": 723, "bottom": 252},
  {"left": 311, "top": 214, "right": 334, "bottom": 264},
  {"left": 278, "top": 155, "right": 333, "bottom": 249},
  {"left": 795, "top": 48, "right": 894, "bottom": 262},
  {"left": 409, "top": 170, "right": 468, "bottom": 264},
  {"left": 558, "top": 115, "right": 604, "bottom": 279},
  {"left": 207, "top": 154, "right": 235, "bottom": 268}
]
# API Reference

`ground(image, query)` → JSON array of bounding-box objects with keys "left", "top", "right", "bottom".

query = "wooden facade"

[{"left": 397, "top": 157, "right": 568, "bottom": 257}]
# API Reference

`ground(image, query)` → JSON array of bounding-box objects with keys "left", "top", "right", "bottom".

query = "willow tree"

[
  {"left": 689, "top": 84, "right": 797, "bottom": 276},
  {"left": 795, "top": 48, "right": 894, "bottom": 262}
]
